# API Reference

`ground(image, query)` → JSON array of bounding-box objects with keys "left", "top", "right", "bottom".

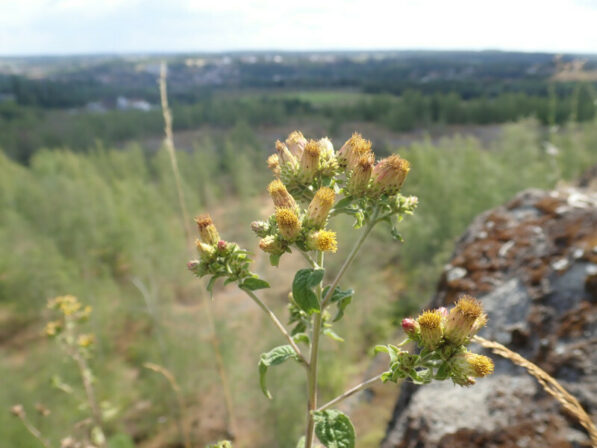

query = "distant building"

[{"left": 116, "top": 96, "right": 152, "bottom": 112}]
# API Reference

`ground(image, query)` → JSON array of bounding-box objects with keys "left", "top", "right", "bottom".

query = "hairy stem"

[
  {"left": 71, "top": 350, "right": 105, "bottom": 446},
  {"left": 242, "top": 288, "right": 308, "bottom": 366},
  {"left": 316, "top": 373, "right": 382, "bottom": 412},
  {"left": 321, "top": 206, "right": 380, "bottom": 309},
  {"left": 305, "top": 250, "right": 325, "bottom": 448}
]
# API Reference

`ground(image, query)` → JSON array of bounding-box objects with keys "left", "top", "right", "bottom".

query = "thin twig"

[
  {"left": 321, "top": 206, "right": 380, "bottom": 309},
  {"left": 316, "top": 374, "right": 382, "bottom": 412},
  {"left": 13, "top": 407, "right": 53, "bottom": 448},
  {"left": 144, "top": 363, "right": 192, "bottom": 448},
  {"left": 241, "top": 288, "right": 308, "bottom": 366},
  {"left": 474, "top": 336, "right": 597, "bottom": 446}
]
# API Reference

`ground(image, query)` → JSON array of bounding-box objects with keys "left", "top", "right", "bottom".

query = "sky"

[{"left": 1, "top": 0, "right": 596, "bottom": 56}]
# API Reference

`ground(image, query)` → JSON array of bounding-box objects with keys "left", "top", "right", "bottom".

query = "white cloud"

[{"left": 0, "top": 0, "right": 595, "bottom": 55}]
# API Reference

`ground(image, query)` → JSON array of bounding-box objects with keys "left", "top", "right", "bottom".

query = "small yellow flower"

[
  {"left": 77, "top": 334, "right": 95, "bottom": 348},
  {"left": 417, "top": 310, "right": 443, "bottom": 349},
  {"left": 347, "top": 153, "right": 374, "bottom": 196},
  {"left": 307, "top": 230, "right": 338, "bottom": 253},
  {"left": 194, "top": 214, "right": 220, "bottom": 245},
  {"left": 450, "top": 351, "right": 494, "bottom": 386},
  {"left": 275, "top": 208, "right": 301, "bottom": 241},
  {"left": 267, "top": 154, "right": 280, "bottom": 177},
  {"left": 268, "top": 179, "right": 297, "bottom": 210},
  {"left": 337, "top": 133, "right": 371, "bottom": 170},
  {"left": 306, "top": 187, "right": 335, "bottom": 228},
  {"left": 44, "top": 320, "right": 62, "bottom": 337}
]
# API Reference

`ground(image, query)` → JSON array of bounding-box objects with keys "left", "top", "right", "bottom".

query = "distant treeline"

[{"left": 1, "top": 82, "right": 595, "bottom": 162}]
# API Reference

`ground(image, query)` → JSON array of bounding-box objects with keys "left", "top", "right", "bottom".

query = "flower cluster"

[
  {"left": 45, "top": 295, "right": 93, "bottom": 348},
  {"left": 187, "top": 214, "right": 266, "bottom": 291},
  {"left": 378, "top": 295, "right": 493, "bottom": 387}
]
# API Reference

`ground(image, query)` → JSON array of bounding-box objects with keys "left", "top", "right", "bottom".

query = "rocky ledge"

[{"left": 382, "top": 185, "right": 597, "bottom": 448}]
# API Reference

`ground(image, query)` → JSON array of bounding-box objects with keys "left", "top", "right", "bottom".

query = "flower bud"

[
  {"left": 267, "top": 154, "right": 281, "bottom": 177},
  {"left": 306, "top": 187, "right": 335, "bottom": 228},
  {"left": 187, "top": 260, "right": 200, "bottom": 271},
  {"left": 44, "top": 320, "right": 62, "bottom": 337},
  {"left": 275, "top": 208, "right": 301, "bottom": 241},
  {"left": 195, "top": 214, "right": 220, "bottom": 245},
  {"left": 417, "top": 310, "right": 443, "bottom": 349},
  {"left": 10, "top": 404, "right": 25, "bottom": 418},
  {"left": 217, "top": 240, "right": 229, "bottom": 252},
  {"left": 371, "top": 155, "right": 410, "bottom": 196},
  {"left": 275, "top": 140, "right": 297, "bottom": 167},
  {"left": 450, "top": 351, "right": 494, "bottom": 386},
  {"left": 337, "top": 133, "right": 371, "bottom": 169},
  {"left": 196, "top": 239, "right": 216, "bottom": 259},
  {"left": 307, "top": 230, "right": 338, "bottom": 253},
  {"left": 347, "top": 153, "right": 374, "bottom": 196},
  {"left": 318, "top": 137, "right": 334, "bottom": 159},
  {"left": 299, "top": 140, "right": 321, "bottom": 182},
  {"left": 251, "top": 220, "right": 270, "bottom": 237},
  {"left": 286, "top": 130, "right": 307, "bottom": 159},
  {"left": 259, "top": 235, "right": 284, "bottom": 254},
  {"left": 444, "top": 296, "right": 485, "bottom": 346},
  {"left": 401, "top": 317, "right": 420, "bottom": 336},
  {"left": 268, "top": 179, "right": 297, "bottom": 210}
]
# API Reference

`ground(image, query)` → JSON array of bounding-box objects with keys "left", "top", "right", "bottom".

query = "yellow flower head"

[
  {"left": 267, "top": 154, "right": 280, "bottom": 177},
  {"left": 308, "top": 230, "right": 338, "bottom": 253},
  {"left": 275, "top": 208, "right": 301, "bottom": 241},
  {"left": 77, "top": 334, "right": 95, "bottom": 348},
  {"left": 268, "top": 179, "right": 297, "bottom": 210},
  {"left": 44, "top": 320, "right": 62, "bottom": 337},
  {"left": 306, "top": 187, "right": 335, "bottom": 228},
  {"left": 195, "top": 214, "right": 220, "bottom": 245},
  {"left": 195, "top": 238, "right": 216, "bottom": 259},
  {"left": 348, "top": 153, "right": 374, "bottom": 196},
  {"left": 417, "top": 310, "right": 443, "bottom": 349},
  {"left": 337, "top": 133, "right": 371, "bottom": 169},
  {"left": 451, "top": 351, "right": 494, "bottom": 386}
]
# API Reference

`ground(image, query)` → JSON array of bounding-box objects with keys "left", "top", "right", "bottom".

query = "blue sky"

[{"left": 1, "top": 0, "right": 596, "bottom": 56}]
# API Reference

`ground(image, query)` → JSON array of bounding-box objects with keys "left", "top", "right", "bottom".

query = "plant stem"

[
  {"left": 321, "top": 206, "right": 380, "bottom": 309},
  {"left": 15, "top": 412, "right": 53, "bottom": 448},
  {"left": 304, "top": 250, "right": 325, "bottom": 448},
  {"left": 71, "top": 350, "right": 105, "bottom": 446},
  {"left": 300, "top": 250, "right": 319, "bottom": 269},
  {"left": 242, "top": 288, "right": 308, "bottom": 366},
  {"left": 316, "top": 373, "right": 382, "bottom": 412}
]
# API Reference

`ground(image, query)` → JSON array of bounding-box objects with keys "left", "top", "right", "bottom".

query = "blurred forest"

[{"left": 1, "top": 51, "right": 597, "bottom": 447}]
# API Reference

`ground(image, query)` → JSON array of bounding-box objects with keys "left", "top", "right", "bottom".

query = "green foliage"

[
  {"left": 313, "top": 409, "right": 356, "bottom": 448},
  {"left": 258, "top": 345, "right": 299, "bottom": 399},
  {"left": 292, "top": 269, "right": 325, "bottom": 314}
]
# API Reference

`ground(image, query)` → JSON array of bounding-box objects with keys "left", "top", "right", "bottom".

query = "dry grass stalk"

[
  {"left": 159, "top": 62, "right": 237, "bottom": 439},
  {"left": 473, "top": 336, "right": 597, "bottom": 446},
  {"left": 144, "top": 363, "right": 192, "bottom": 448}
]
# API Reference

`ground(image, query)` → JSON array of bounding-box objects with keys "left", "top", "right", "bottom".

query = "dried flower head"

[
  {"left": 318, "top": 137, "right": 334, "bottom": 159},
  {"left": 417, "top": 310, "right": 443, "bottom": 349},
  {"left": 286, "top": 130, "right": 307, "bottom": 159},
  {"left": 444, "top": 296, "right": 486, "bottom": 345},
  {"left": 299, "top": 140, "right": 321, "bottom": 182},
  {"left": 347, "top": 153, "right": 374, "bottom": 196},
  {"left": 268, "top": 179, "right": 297, "bottom": 210},
  {"left": 307, "top": 230, "right": 338, "bottom": 253},
  {"left": 275, "top": 140, "right": 297, "bottom": 167},
  {"left": 10, "top": 404, "right": 25, "bottom": 418},
  {"left": 306, "top": 187, "right": 335, "bottom": 228},
  {"left": 371, "top": 155, "right": 410, "bottom": 196},
  {"left": 337, "top": 133, "right": 371, "bottom": 169},
  {"left": 251, "top": 220, "right": 270, "bottom": 237},
  {"left": 195, "top": 214, "right": 220, "bottom": 245},
  {"left": 275, "top": 208, "right": 301, "bottom": 241},
  {"left": 267, "top": 154, "right": 281, "bottom": 177}
]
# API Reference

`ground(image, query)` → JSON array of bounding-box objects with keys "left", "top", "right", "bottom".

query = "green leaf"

[
  {"left": 327, "top": 287, "right": 354, "bottom": 322},
  {"left": 295, "top": 436, "right": 305, "bottom": 448},
  {"left": 258, "top": 345, "right": 298, "bottom": 399},
  {"left": 292, "top": 332, "right": 310, "bottom": 345},
  {"left": 241, "top": 277, "right": 270, "bottom": 291},
  {"left": 206, "top": 275, "right": 220, "bottom": 294},
  {"left": 313, "top": 409, "right": 356, "bottom": 448},
  {"left": 323, "top": 328, "right": 344, "bottom": 342},
  {"left": 269, "top": 253, "right": 281, "bottom": 267},
  {"left": 292, "top": 269, "right": 324, "bottom": 314}
]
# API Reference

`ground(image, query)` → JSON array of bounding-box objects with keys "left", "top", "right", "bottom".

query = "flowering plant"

[{"left": 188, "top": 131, "right": 493, "bottom": 448}]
